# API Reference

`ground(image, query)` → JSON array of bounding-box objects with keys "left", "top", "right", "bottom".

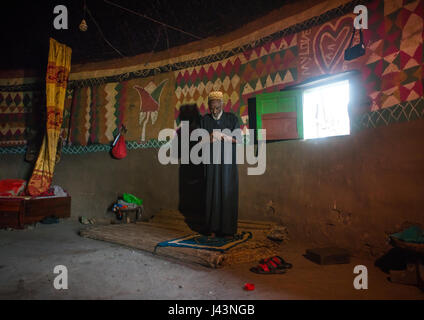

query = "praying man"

[{"left": 200, "top": 91, "right": 241, "bottom": 239}]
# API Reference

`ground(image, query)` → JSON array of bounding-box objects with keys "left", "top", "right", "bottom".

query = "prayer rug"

[{"left": 155, "top": 231, "right": 252, "bottom": 253}]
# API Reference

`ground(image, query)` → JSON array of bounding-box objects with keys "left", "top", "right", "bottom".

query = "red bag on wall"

[{"left": 111, "top": 127, "right": 127, "bottom": 159}]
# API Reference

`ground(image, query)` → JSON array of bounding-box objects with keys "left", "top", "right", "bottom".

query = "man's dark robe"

[{"left": 200, "top": 112, "right": 241, "bottom": 236}]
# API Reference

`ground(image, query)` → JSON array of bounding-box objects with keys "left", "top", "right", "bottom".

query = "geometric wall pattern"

[
  {"left": 1, "top": 96, "right": 423, "bottom": 154},
  {"left": 1, "top": 0, "right": 423, "bottom": 150},
  {"left": 0, "top": 91, "right": 40, "bottom": 146},
  {"left": 355, "top": 96, "right": 424, "bottom": 130}
]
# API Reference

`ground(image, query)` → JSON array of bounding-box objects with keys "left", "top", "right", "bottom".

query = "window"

[
  {"left": 254, "top": 71, "right": 356, "bottom": 142},
  {"left": 255, "top": 90, "right": 303, "bottom": 141},
  {"left": 302, "top": 80, "right": 350, "bottom": 140}
]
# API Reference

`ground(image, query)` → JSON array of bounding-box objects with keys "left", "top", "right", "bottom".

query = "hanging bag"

[
  {"left": 111, "top": 125, "right": 127, "bottom": 159},
  {"left": 344, "top": 27, "right": 366, "bottom": 61}
]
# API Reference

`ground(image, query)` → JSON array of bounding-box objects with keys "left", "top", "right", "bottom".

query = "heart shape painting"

[{"left": 313, "top": 16, "right": 355, "bottom": 74}]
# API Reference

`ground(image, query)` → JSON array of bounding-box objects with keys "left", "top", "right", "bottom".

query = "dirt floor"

[{"left": 0, "top": 219, "right": 423, "bottom": 300}]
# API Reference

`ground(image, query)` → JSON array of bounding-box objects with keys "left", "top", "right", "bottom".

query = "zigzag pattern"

[
  {"left": 361, "top": 0, "right": 424, "bottom": 110},
  {"left": 0, "top": 92, "right": 33, "bottom": 108},
  {"left": 175, "top": 56, "right": 242, "bottom": 119},
  {"left": 1, "top": 97, "right": 423, "bottom": 153},
  {"left": 357, "top": 96, "right": 424, "bottom": 129},
  {"left": 84, "top": 87, "right": 91, "bottom": 144},
  {"left": 174, "top": 56, "right": 242, "bottom": 86},
  {"left": 242, "top": 33, "right": 297, "bottom": 62},
  {"left": 0, "top": 91, "right": 35, "bottom": 146},
  {"left": 0, "top": 124, "right": 25, "bottom": 136},
  {"left": 113, "top": 83, "right": 122, "bottom": 138},
  {"left": 104, "top": 83, "right": 118, "bottom": 141},
  {"left": 175, "top": 78, "right": 240, "bottom": 116}
]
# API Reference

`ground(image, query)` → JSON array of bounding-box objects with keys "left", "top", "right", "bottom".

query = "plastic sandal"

[
  {"left": 259, "top": 255, "right": 293, "bottom": 269},
  {"left": 250, "top": 260, "right": 288, "bottom": 274}
]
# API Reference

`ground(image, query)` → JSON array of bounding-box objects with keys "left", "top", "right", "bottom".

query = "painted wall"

[
  {"left": 2, "top": 0, "right": 423, "bottom": 147},
  {"left": 1, "top": 0, "right": 423, "bottom": 257},
  {"left": 238, "top": 118, "right": 424, "bottom": 257},
  {"left": 1, "top": 117, "right": 423, "bottom": 257}
]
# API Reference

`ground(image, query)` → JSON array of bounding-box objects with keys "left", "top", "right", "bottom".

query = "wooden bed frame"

[{"left": 0, "top": 196, "right": 71, "bottom": 229}]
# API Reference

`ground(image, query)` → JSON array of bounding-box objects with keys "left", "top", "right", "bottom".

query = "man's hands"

[
  {"left": 199, "top": 131, "right": 236, "bottom": 144},
  {"left": 210, "top": 131, "right": 234, "bottom": 143},
  {"left": 210, "top": 131, "right": 222, "bottom": 142}
]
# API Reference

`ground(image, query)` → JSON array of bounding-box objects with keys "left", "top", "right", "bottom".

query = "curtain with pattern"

[{"left": 27, "top": 38, "right": 72, "bottom": 196}]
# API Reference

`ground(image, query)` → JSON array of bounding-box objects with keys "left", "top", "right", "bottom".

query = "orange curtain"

[{"left": 27, "top": 38, "right": 72, "bottom": 196}]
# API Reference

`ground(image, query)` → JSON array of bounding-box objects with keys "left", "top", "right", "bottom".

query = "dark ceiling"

[{"left": 0, "top": 0, "right": 289, "bottom": 71}]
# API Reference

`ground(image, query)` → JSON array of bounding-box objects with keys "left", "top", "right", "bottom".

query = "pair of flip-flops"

[{"left": 250, "top": 255, "right": 293, "bottom": 274}]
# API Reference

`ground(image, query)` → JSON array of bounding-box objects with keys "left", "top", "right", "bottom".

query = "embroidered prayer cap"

[{"left": 208, "top": 91, "right": 224, "bottom": 102}]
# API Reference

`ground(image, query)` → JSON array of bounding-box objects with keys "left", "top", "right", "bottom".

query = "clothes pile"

[
  {"left": 112, "top": 193, "right": 143, "bottom": 221},
  {"left": 0, "top": 179, "right": 69, "bottom": 198},
  {"left": 391, "top": 225, "right": 424, "bottom": 244}
]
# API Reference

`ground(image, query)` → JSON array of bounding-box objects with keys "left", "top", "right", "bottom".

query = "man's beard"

[{"left": 212, "top": 109, "right": 222, "bottom": 116}]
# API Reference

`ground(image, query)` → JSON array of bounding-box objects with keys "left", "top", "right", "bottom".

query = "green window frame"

[{"left": 255, "top": 89, "right": 303, "bottom": 141}]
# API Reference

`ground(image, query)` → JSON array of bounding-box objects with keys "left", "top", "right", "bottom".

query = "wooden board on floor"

[{"left": 79, "top": 213, "right": 281, "bottom": 268}]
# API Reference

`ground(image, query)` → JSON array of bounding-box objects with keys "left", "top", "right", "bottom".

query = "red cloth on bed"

[{"left": 0, "top": 179, "right": 27, "bottom": 196}]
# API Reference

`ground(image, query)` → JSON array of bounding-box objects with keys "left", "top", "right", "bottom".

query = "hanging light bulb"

[
  {"left": 79, "top": 0, "right": 88, "bottom": 31},
  {"left": 79, "top": 19, "right": 88, "bottom": 31}
]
